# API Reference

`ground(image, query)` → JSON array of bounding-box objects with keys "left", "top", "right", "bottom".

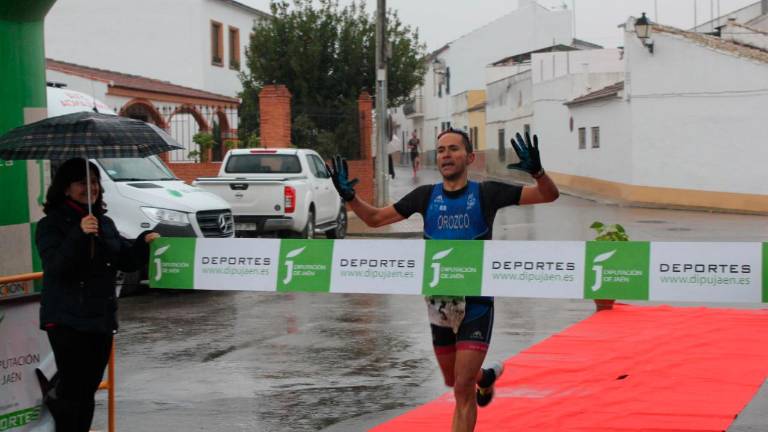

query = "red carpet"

[{"left": 371, "top": 304, "right": 768, "bottom": 431}]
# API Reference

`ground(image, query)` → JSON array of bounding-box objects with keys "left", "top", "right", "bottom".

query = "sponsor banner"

[
  {"left": 195, "top": 238, "right": 280, "bottom": 292},
  {"left": 331, "top": 240, "right": 424, "bottom": 295},
  {"left": 584, "top": 241, "right": 650, "bottom": 300},
  {"left": 0, "top": 302, "right": 51, "bottom": 431},
  {"left": 277, "top": 239, "right": 334, "bottom": 292},
  {"left": 650, "top": 242, "right": 762, "bottom": 302},
  {"left": 148, "top": 239, "right": 768, "bottom": 304},
  {"left": 149, "top": 238, "right": 196, "bottom": 289},
  {"left": 483, "top": 241, "right": 584, "bottom": 299},
  {"left": 422, "top": 240, "right": 483, "bottom": 297}
]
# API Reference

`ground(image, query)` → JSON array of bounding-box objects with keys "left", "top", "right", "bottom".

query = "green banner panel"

[
  {"left": 763, "top": 243, "right": 768, "bottom": 303},
  {"left": 277, "top": 239, "right": 334, "bottom": 292},
  {"left": 0, "top": 162, "right": 29, "bottom": 227},
  {"left": 149, "top": 238, "right": 196, "bottom": 289},
  {"left": 584, "top": 241, "right": 650, "bottom": 300},
  {"left": 422, "top": 240, "right": 484, "bottom": 297}
]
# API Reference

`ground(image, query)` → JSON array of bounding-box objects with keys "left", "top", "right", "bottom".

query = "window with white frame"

[
  {"left": 578, "top": 127, "right": 586, "bottom": 149},
  {"left": 591, "top": 126, "right": 600, "bottom": 148}
]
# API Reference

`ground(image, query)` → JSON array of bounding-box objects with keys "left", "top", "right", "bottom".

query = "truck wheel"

[
  {"left": 301, "top": 210, "right": 315, "bottom": 239},
  {"left": 325, "top": 206, "right": 347, "bottom": 239}
]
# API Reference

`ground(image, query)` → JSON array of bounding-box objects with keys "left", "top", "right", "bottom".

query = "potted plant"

[{"left": 590, "top": 221, "right": 629, "bottom": 311}]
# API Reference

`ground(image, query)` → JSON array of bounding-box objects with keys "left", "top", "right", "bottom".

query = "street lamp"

[{"left": 635, "top": 12, "right": 654, "bottom": 54}]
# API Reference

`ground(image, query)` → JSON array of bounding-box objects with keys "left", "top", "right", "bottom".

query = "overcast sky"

[{"left": 240, "top": 0, "right": 758, "bottom": 50}]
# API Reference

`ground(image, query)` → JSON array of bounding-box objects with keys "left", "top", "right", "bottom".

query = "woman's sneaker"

[{"left": 476, "top": 361, "right": 504, "bottom": 407}]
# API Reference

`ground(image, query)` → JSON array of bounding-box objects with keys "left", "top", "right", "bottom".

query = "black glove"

[
  {"left": 507, "top": 132, "right": 544, "bottom": 178},
  {"left": 327, "top": 155, "right": 359, "bottom": 201}
]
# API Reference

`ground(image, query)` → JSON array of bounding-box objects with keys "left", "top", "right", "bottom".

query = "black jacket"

[{"left": 36, "top": 201, "right": 150, "bottom": 334}]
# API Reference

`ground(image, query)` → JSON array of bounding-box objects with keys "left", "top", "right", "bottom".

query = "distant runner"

[
  {"left": 407, "top": 131, "right": 421, "bottom": 177},
  {"left": 329, "top": 128, "right": 559, "bottom": 432}
]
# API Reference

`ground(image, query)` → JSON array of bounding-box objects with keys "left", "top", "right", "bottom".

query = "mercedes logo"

[{"left": 218, "top": 213, "right": 230, "bottom": 233}]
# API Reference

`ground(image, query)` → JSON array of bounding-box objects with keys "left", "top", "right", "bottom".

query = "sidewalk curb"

[{"left": 473, "top": 171, "right": 768, "bottom": 217}]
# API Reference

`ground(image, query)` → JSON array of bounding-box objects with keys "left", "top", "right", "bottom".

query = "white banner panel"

[
  {"left": 194, "top": 238, "right": 281, "bottom": 291},
  {"left": 483, "top": 241, "right": 585, "bottom": 299},
  {"left": 650, "top": 242, "right": 762, "bottom": 302},
  {"left": 0, "top": 301, "right": 51, "bottom": 431},
  {"left": 330, "top": 240, "right": 425, "bottom": 294}
]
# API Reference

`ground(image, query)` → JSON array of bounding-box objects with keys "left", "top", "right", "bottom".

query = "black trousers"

[
  {"left": 388, "top": 154, "right": 395, "bottom": 178},
  {"left": 46, "top": 327, "right": 112, "bottom": 432}
]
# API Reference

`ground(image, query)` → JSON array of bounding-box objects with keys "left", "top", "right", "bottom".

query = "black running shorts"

[{"left": 431, "top": 303, "right": 494, "bottom": 354}]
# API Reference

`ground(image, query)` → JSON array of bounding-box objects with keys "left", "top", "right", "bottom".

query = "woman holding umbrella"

[{"left": 35, "top": 158, "right": 159, "bottom": 431}]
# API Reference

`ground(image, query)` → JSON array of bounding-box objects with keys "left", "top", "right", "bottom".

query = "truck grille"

[{"left": 196, "top": 210, "right": 234, "bottom": 237}]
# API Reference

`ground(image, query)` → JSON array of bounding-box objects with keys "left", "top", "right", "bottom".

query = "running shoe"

[{"left": 476, "top": 361, "right": 504, "bottom": 407}]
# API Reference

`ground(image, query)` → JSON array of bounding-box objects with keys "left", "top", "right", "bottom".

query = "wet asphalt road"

[{"left": 92, "top": 165, "right": 768, "bottom": 431}]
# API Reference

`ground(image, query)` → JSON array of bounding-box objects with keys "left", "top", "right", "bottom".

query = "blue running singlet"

[
  {"left": 423, "top": 181, "right": 491, "bottom": 320},
  {"left": 424, "top": 181, "right": 488, "bottom": 240}
]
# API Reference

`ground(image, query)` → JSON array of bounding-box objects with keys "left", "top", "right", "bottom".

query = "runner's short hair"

[{"left": 437, "top": 127, "right": 472, "bottom": 153}]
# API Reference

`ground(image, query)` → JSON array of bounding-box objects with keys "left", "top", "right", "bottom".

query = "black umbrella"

[{"left": 0, "top": 111, "right": 183, "bottom": 214}]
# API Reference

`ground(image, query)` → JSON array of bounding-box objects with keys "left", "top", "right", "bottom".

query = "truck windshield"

[
  {"left": 97, "top": 156, "right": 177, "bottom": 181},
  {"left": 225, "top": 154, "right": 302, "bottom": 174}
]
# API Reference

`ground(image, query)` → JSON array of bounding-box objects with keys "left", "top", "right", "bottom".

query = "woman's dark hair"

[{"left": 43, "top": 158, "right": 105, "bottom": 215}]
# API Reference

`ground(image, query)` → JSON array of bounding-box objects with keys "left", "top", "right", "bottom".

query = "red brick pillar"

[
  {"left": 358, "top": 91, "right": 373, "bottom": 160},
  {"left": 259, "top": 84, "right": 292, "bottom": 148},
  {"left": 345, "top": 91, "right": 374, "bottom": 203}
]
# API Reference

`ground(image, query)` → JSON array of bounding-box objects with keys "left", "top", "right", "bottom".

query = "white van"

[{"left": 47, "top": 86, "right": 234, "bottom": 291}]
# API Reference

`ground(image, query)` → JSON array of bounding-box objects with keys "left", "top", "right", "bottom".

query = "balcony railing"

[{"left": 403, "top": 96, "right": 423, "bottom": 117}]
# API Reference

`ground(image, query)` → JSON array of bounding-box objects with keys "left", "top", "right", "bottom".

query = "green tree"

[
  {"left": 240, "top": 0, "right": 426, "bottom": 157},
  {"left": 237, "top": 79, "right": 261, "bottom": 143}
]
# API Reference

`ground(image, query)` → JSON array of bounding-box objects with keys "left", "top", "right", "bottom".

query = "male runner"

[{"left": 328, "top": 128, "right": 559, "bottom": 432}]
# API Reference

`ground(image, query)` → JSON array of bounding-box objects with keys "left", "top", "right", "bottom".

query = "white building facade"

[
  {"left": 395, "top": 0, "right": 573, "bottom": 163},
  {"left": 45, "top": 0, "right": 268, "bottom": 98},
  {"left": 542, "top": 19, "right": 768, "bottom": 213}
]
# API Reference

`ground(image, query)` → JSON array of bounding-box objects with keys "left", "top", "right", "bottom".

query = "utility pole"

[
  {"left": 374, "top": 0, "right": 389, "bottom": 206},
  {"left": 572, "top": 0, "right": 576, "bottom": 40},
  {"left": 694, "top": 0, "right": 698, "bottom": 30}
]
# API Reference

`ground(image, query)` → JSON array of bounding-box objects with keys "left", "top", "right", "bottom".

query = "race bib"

[{"left": 425, "top": 296, "right": 466, "bottom": 334}]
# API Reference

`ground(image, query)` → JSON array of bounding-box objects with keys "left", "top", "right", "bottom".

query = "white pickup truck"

[{"left": 193, "top": 148, "right": 347, "bottom": 239}]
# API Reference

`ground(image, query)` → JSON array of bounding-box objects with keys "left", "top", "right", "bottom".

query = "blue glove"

[
  {"left": 327, "top": 155, "right": 359, "bottom": 201},
  {"left": 507, "top": 132, "right": 544, "bottom": 178}
]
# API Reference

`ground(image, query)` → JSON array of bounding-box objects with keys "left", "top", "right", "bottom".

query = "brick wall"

[
  {"left": 347, "top": 159, "right": 373, "bottom": 203},
  {"left": 259, "top": 84, "right": 292, "bottom": 148},
  {"left": 168, "top": 162, "right": 221, "bottom": 184},
  {"left": 353, "top": 92, "right": 374, "bottom": 203}
]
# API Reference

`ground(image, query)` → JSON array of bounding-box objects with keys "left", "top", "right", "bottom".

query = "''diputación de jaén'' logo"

[
  {"left": 584, "top": 241, "right": 650, "bottom": 300},
  {"left": 422, "top": 241, "right": 483, "bottom": 297},
  {"left": 149, "top": 238, "right": 195, "bottom": 289},
  {"left": 277, "top": 239, "right": 334, "bottom": 292}
]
